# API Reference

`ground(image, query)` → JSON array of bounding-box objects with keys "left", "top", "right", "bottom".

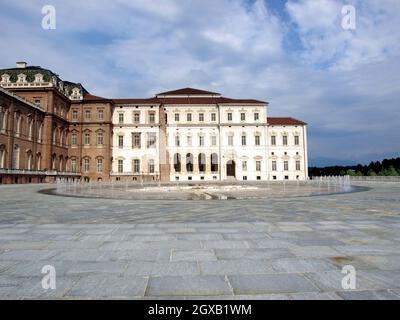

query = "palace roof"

[{"left": 267, "top": 117, "right": 307, "bottom": 125}]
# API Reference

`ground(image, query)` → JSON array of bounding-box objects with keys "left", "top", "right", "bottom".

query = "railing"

[{"left": 0, "top": 169, "right": 80, "bottom": 176}]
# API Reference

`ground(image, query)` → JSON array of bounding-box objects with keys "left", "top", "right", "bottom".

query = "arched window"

[
  {"left": 52, "top": 154, "right": 57, "bottom": 170},
  {"left": 211, "top": 153, "right": 218, "bottom": 172},
  {"left": 28, "top": 117, "right": 33, "bottom": 140},
  {"left": 186, "top": 153, "right": 193, "bottom": 172},
  {"left": 59, "top": 155, "right": 64, "bottom": 171},
  {"left": 173, "top": 153, "right": 181, "bottom": 172},
  {"left": 37, "top": 122, "right": 43, "bottom": 143},
  {"left": 15, "top": 112, "right": 21, "bottom": 136},
  {"left": 198, "top": 153, "right": 206, "bottom": 172},
  {"left": 0, "top": 108, "right": 5, "bottom": 132},
  {"left": 27, "top": 151, "right": 33, "bottom": 170},
  {"left": 0, "top": 145, "right": 6, "bottom": 169},
  {"left": 36, "top": 153, "right": 42, "bottom": 170},
  {"left": 12, "top": 144, "right": 20, "bottom": 169}
]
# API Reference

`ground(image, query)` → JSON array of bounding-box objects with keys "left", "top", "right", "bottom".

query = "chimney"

[{"left": 16, "top": 61, "right": 27, "bottom": 69}]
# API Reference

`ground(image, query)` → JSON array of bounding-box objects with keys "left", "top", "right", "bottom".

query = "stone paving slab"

[{"left": 0, "top": 182, "right": 400, "bottom": 299}]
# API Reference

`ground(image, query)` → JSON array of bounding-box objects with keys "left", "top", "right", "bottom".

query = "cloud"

[{"left": 0, "top": 0, "right": 399, "bottom": 163}]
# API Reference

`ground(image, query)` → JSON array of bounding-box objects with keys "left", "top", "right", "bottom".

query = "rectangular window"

[
  {"left": 149, "top": 112, "right": 155, "bottom": 124},
  {"left": 118, "top": 135, "right": 124, "bottom": 148},
  {"left": 71, "top": 133, "right": 77, "bottom": 146},
  {"left": 296, "top": 160, "right": 301, "bottom": 171},
  {"left": 228, "top": 135, "right": 233, "bottom": 146},
  {"left": 147, "top": 133, "right": 157, "bottom": 148},
  {"left": 187, "top": 113, "right": 192, "bottom": 122},
  {"left": 0, "top": 110, "right": 4, "bottom": 131},
  {"left": 241, "top": 113, "right": 246, "bottom": 121},
  {"left": 227, "top": 113, "right": 232, "bottom": 121},
  {"left": 97, "top": 159, "right": 103, "bottom": 173},
  {"left": 211, "top": 136, "right": 217, "bottom": 146},
  {"left": 133, "top": 112, "right": 140, "bottom": 124},
  {"left": 295, "top": 136, "right": 299, "bottom": 145},
  {"left": 284, "top": 161, "right": 289, "bottom": 171},
  {"left": 175, "top": 135, "right": 180, "bottom": 147},
  {"left": 199, "top": 136, "right": 204, "bottom": 147},
  {"left": 271, "top": 136, "right": 276, "bottom": 146},
  {"left": 175, "top": 113, "right": 180, "bottom": 122},
  {"left": 72, "top": 110, "right": 78, "bottom": 121},
  {"left": 255, "top": 135, "right": 260, "bottom": 146},
  {"left": 242, "top": 161, "right": 247, "bottom": 171},
  {"left": 118, "top": 160, "right": 123, "bottom": 173},
  {"left": 199, "top": 113, "right": 204, "bottom": 122},
  {"left": 241, "top": 135, "right": 246, "bottom": 146},
  {"left": 97, "top": 132, "right": 103, "bottom": 146},
  {"left": 84, "top": 159, "right": 90, "bottom": 172},
  {"left": 132, "top": 133, "right": 141, "bottom": 148},
  {"left": 71, "top": 159, "right": 77, "bottom": 173},
  {"left": 187, "top": 135, "right": 192, "bottom": 146},
  {"left": 84, "top": 110, "right": 91, "bottom": 121},
  {"left": 272, "top": 161, "right": 277, "bottom": 171},
  {"left": 118, "top": 113, "right": 124, "bottom": 124},
  {"left": 254, "top": 113, "right": 259, "bottom": 121},
  {"left": 148, "top": 159, "right": 155, "bottom": 173},
  {"left": 256, "top": 161, "right": 261, "bottom": 171},
  {"left": 283, "top": 136, "right": 288, "bottom": 145},
  {"left": 211, "top": 113, "right": 216, "bottom": 121},
  {"left": 98, "top": 110, "right": 104, "bottom": 121},
  {"left": 84, "top": 133, "right": 90, "bottom": 145},
  {"left": 133, "top": 159, "right": 140, "bottom": 173}
]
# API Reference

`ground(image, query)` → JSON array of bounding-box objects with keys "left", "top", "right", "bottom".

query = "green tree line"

[{"left": 309, "top": 157, "right": 400, "bottom": 177}]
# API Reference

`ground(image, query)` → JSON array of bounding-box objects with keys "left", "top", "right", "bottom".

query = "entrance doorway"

[{"left": 226, "top": 160, "right": 236, "bottom": 177}]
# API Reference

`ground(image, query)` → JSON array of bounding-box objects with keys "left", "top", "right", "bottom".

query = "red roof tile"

[
  {"left": 267, "top": 117, "right": 306, "bottom": 125},
  {"left": 157, "top": 87, "right": 220, "bottom": 96},
  {"left": 83, "top": 94, "right": 111, "bottom": 102}
]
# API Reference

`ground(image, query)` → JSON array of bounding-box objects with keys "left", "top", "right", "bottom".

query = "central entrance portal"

[{"left": 226, "top": 160, "right": 236, "bottom": 178}]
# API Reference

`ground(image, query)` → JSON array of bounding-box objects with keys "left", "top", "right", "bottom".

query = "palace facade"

[{"left": 0, "top": 62, "right": 308, "bottom": 184}]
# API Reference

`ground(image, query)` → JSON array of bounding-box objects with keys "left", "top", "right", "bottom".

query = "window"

[
  {"left": 175, "top": 135, "right": 180, "bottom": 147},
  {"left": 296, "top": 160, "right": 301, "bottom": 171},
  {"left": 71, "top": 159, "right": 77, "bottom": 173},
  {"left": 98, "top": 110, "right": 104, "bottom": 121},
  {"left": 285, "top": 175, "right": 289, "bottom": 180},
  {"left": 271, "top": 136, "right": 276, "bottom": 145},
  {"left": 256, "top": 161, "right": 261, "bottom": 172},
  {"left": 71, "top": 133, "right": 77, "bottom": 146},
  {"left": 228, "top": 135, "right": 233, "bottom": 146},
  {"left": 242, "top": 161, "right": 247, "bottom": 171},
  {"left": 186, "top": 153, "right": 193, "bottom": 172},
  {"left": 186, "top": 135, "right": 192, "bottom": 146},
  {"left": 211, "top": 135, "right": 217, "bottom": 146},
  {"left": 254, "top": 113, "right": 259, "bottom": 121},
  {"left": 241, "top": 135, "right": 247, "bottom": 146},
  {"left": 118, "top": 135, "right": 124, "bottom": 148},
  {"left": 272, "top": 161, "right": 277, "bottom": 171},
  {"left": 284, "top": 161, "right": 289, "bottom": 171},
  {"left": 174, "top": 153, "right": 181, "bottom": 172},
  {"left": 148, "top": 159, "right": 155, "bottom": 174},
  {"left": 187, "top": 113, "right": 192, "bottom": 122},
  {"left": 84, "top": 159, "right": 90, "bottom": 172},
  {"left": 118, "top": 160, "right": 123, "bottom": 173},
  {"left": 84, "top": 132, "right": 90, "bottom": 145},
  {"left": 0, "top": 109, "right": 5, "bottom": 131},
  {"left": 198, "top": 153, "right": 206, "bottom": 172},
  {"left": 199, "top": 136, "right": 204, "bottom": 147},
  {"left": 97, "top": 132, "right": 104, "bottom": 146},
  {"left": 174, "top": 113, "right": 180, "bottom": 122},
  {"left": 35, "top": 100, "right": 41, "bottom": 108},
  {"left": 133, "top": 159, "right": 140, "bottom": 173},
  {"left": 0, "top": 145, "right": 5, "bottom": 169},
  {"left": 211, "top": 113, "right": 216, "bottom": 121},
  {"left": 84, "top": 110, "right": 91, "bottom": 121},
  {"left": 283, "top": 136, "right": 288, "bottom": 145},
  {"left": 255, "top": 135, "right": 260, "bottom": 146},
  {"left": 72, "top": 110, "right": 78, "bottom": 121},
  {"left": 149, "top": 112, "right": 155, "bottom": 124},
  {"left": 132, "top": 133, "right": 141, "bottom": 148},
  {"left": 295, "top": 135, "right": 299, "bottom": 145},
  {"left": 147, "top": 133, "right": 156, "bottom": 148},
  {"left": 97, "top": 159, "right": 103, "bottom": 173},
  {"left": 199, "top": 113, "right": 204, "bottom": 122},
  {"left": 243, "top": 176, "right": 247, "bottom": 181},
  {"left": 133, "top": 112, "right": 140, "bottom": 124},
  {"left": 240, "top": 113, "right": 246, "bottom": 121},
  {"left": 118, "top": 113, "right": 124, "bottom": 124},
  {"left": 227, "top": 113, "right": 232, "bottom": 121},
  {"left": 211, "top": 153, "right": 218, "bottom": 172}
]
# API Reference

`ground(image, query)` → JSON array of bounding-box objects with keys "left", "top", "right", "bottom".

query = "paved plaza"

[{"left": 0, "top": 182, "right": 400, "bottom": 299}]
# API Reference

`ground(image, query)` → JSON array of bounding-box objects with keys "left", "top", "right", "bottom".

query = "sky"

[{"left": 0, "top": 0, "right": 399, "bottom": 165}]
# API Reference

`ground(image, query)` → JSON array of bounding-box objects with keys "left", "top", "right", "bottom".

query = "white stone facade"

[{"left": 111, "top": 88, "right": 308, "bottom": 182}]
